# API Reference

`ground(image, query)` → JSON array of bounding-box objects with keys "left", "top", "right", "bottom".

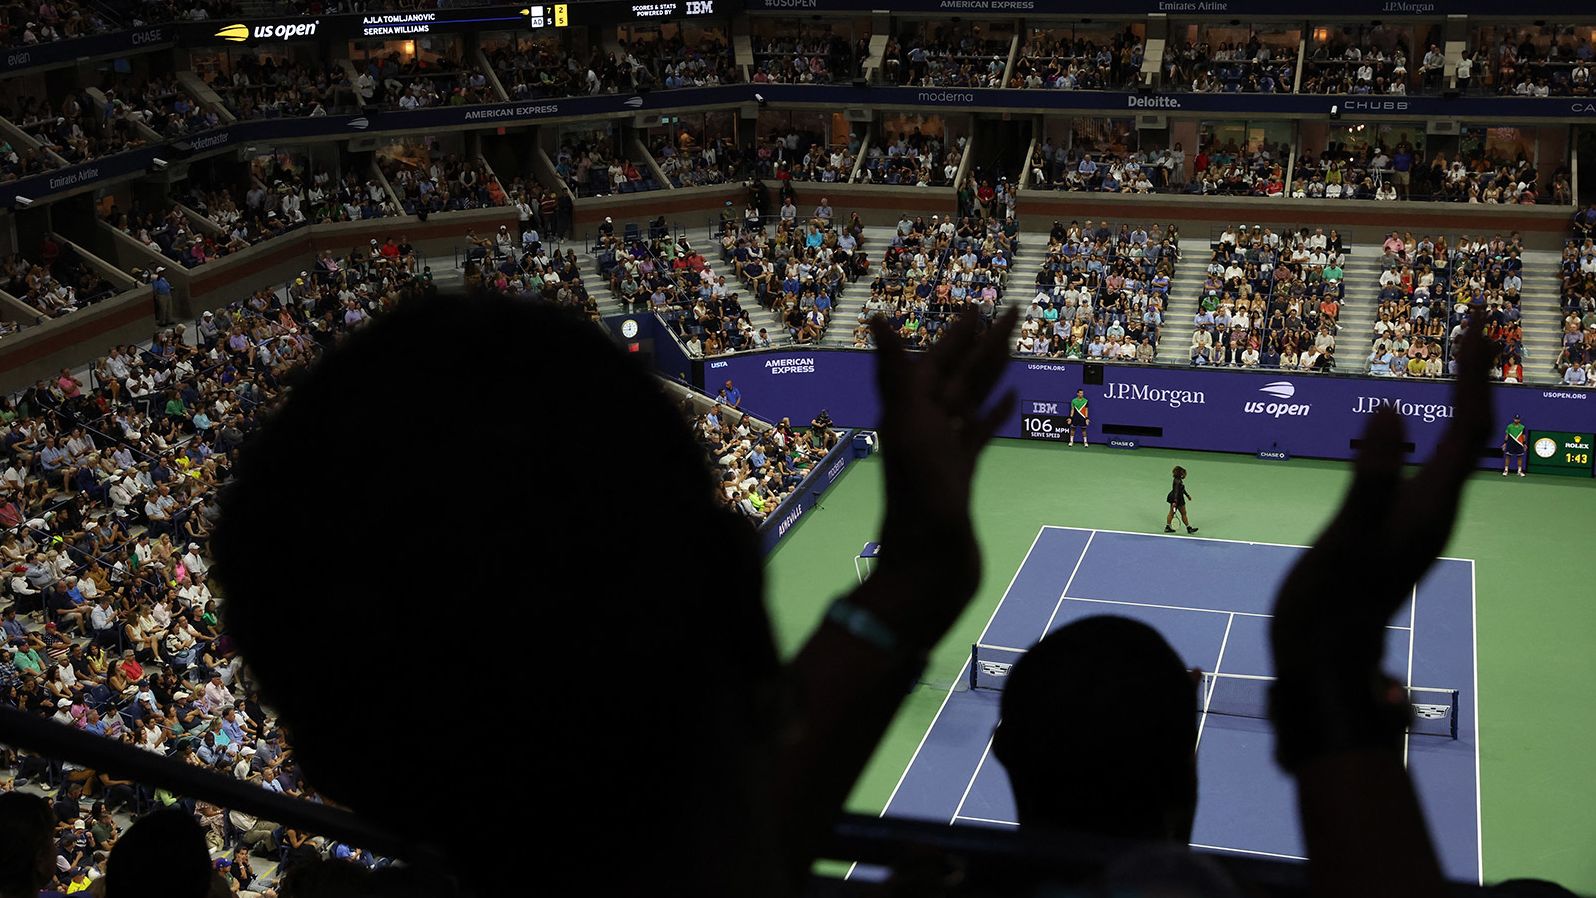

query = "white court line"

[
  {"left": 1195, "top": 612, "right": 1236, "bottom": 754},
  {"left": 845, "top": 525, "right": 1051, "bottom": 881},
  {"left": 948, "top": 531, "right": 1097, "bottom": 825},
  {"left": 1471, "top": 559, "right": 1483, "bottom": 885},
  {"left": 1052, "top": 594, "right": 1411, "bottom": 631},
  {"left": 1405, "top": 586, "right": 1417, "bottom": 768},
  {"left": 1190, "top": 843, "right": 1309, "bottom": 862},
  {"left": 948, "top": 740, "right": 998, "bottom": 827},
  {"left": 1039, "top": 531, "right": 1097, "bottom": 636},
  {"left": 876, "top": 526, "right": 1477, "bottom": 875},
  {"left": 1037, "top": 524, "right": 1475, "bottom": 563},
  {"left": 953, "top": 814, "right": 1017, "bottom": 826},
  {"left": 955, "top": 816, "right": 1310, "bottom": 862}
]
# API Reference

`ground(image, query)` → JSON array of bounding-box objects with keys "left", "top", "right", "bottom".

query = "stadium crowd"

[
  {"left": 1555, "top": 208, "right": 1596, "bottom": 385},
  {"left": 0, "top": 236, "right": 439, "bottom": 894},
  {"left": 490, "top": 33, "right": 743, "bottom": 99},
  {"left": 25, "top": 91, "right": 148, "bottom": 169},
  {"left": 1365, "top": 231, "right": 1529, "bottom": 380},
  {"left": 1302, "top": 41, "right": 1417, "bottom": 95},
  {"left": 1010, "top": 220, "right": 1175, "bottom": 361},
  {"left": 467, "top": 223, "right": 593, "bottom": 319},
  {"left": 108, "top": 199, "right": 251, "bottom": 269},
  {"left": 0, "top": 0, "right": 114, "bottom": 48},
  {"left": 1162, "top": 37, "right": 1297, "bottom": 93},
  {"left": 206, "top": 57, "right": 356, "bottom": 119},
  {"left": 688, "top": 395, "right": 838, "bottom": 527},
  {"left": 1010, "top": 28, "right": 1144, "bottom": 90},
  {"left": 852, "top": 210, "right": 1019, "bottom": 350},
  {"left": 2, "top": 239, "right": 119, "bottom": 323},
  {"left": 1185, "top": 224, "right": 1342, "bottom": 370},
  {"left": 859, "top": 129, "right": 959, "bottom": 186},
  {"left": 749, "top": 32, "right": 860, "bottom": 84},
  {"left": 0, "top": 137, "right": 52, "bottom": 184},
  {"left": 100, "top": 75, "right": 220, "bottom": 138},
  {"left": 880, "top": 23, "right": 1008, "bottom": 88},
  {"left": 379, "top": 154, "right": 515, "bottom": 214},
  {"left": 1469, "top": 30, "right": 1596, "bottom": 96}
]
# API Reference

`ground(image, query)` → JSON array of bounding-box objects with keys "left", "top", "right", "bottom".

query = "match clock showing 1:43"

[{"left": 1528, "top": 430, "right": 1595, "bottom": 477}]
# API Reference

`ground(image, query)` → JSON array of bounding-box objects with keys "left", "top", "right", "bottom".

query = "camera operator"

[{"left": 810, "top": 410, "right": 837, "bottom": 451}]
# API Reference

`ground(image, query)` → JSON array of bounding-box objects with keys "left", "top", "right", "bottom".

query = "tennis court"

[{"left": 868, "top": 526, "right": 1481, "bottom": 882}]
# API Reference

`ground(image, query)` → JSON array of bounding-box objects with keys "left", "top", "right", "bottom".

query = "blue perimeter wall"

[
  {"left": 601, "top": 314, "right": 866, "bottom": 555},
  {"left": 701, "top": 349, "right": 1596, "bottom": 466},
  {"left": 757, "top": 433, "right": 860, "bottom": 555}
]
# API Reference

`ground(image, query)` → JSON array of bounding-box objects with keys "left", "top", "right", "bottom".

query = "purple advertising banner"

[
  {"left": 705, "top": 350, "right": 1596, "bottom": 468},
  {"left": 758, "top": 427, "right": 859, "bottom": 554}
]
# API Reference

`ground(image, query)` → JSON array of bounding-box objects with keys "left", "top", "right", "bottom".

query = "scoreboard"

[
  {"left": 197, "top": 0, "right": 721, "bottom": 45},
  {"left": 1019, "top": 399, "right": 1071, "bottom": 442},
  {"left": 525, "top": 5, "right": 569, "bottom": 29},
  {"left": 1528, "top": 430, "right": 1595, "bottom": 478}
]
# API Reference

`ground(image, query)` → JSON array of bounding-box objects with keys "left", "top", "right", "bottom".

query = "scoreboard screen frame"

[
  {"left": 1019, "top": 399, "right": 1072, "bottom": 442},
  {"left": 1526, "top": 429, "right": 1595, "bottom": 478}
]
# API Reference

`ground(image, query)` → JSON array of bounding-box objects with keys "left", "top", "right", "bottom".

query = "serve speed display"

[
  {"left": 1528, "top": 430, "right": 1595, "bottom": 477},
  {"left": 1020, "top": 399, "right": 1070, "bottom": 442}
]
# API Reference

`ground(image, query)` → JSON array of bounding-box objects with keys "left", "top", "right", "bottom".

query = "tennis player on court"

[
  {"left": 1163, "top": 465, "right": 1197, "bottom": 533},
  {"left": 1502, "top": 413, "right": 1527, "bottom": 476},
  {"left": 1068, "top": 388, "right": 1089, "bottom": 446}
]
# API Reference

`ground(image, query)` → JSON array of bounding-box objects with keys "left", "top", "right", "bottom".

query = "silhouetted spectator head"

[
  {"left": 213, "top": 293, "right": 782, "bottom": 895},
  {"left": 105, "top": 808, "right": 211, "bottom": 898},
  {"left": 0, "top": 792, "right": 56, "bottom": 898},
  {"left": 276, "top": 857, "right": 373, "bottom": 898},
  {"left": 993, "top": 615, "right": 1198, "bottom": 842},
  {"left": 1488, "top": 881, "right": 1580, "bottom": 897}
]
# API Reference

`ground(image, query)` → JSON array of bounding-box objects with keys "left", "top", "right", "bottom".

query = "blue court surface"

[{"left": 865, "top": 527, "right": 1481, "bottom": 883}]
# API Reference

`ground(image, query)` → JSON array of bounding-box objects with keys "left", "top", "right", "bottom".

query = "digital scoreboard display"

[
  {"left": 524, "top": 4, "right": 569, "bottom": 28},
  {"left": 1528, "top": 430, "right": 1594, "bottom": 478},
  {"left": 1019, "top": 399, "right": 1071, "bottom": 442},
  {"left": 201, "top": 0, "right": 716, "bottom": 45}
]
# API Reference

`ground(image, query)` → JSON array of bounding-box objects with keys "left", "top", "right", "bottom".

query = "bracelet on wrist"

[{"left": 825, "top": 597, "right": 903, "bottom": 654}]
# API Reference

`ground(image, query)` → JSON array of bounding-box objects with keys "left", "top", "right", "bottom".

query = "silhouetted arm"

[
  {"left": 1270, "top": 312, "right": 1491, "bottom": 898},
  {"left": 777, "top": 309, "right": 1018, "bottom": 876}
]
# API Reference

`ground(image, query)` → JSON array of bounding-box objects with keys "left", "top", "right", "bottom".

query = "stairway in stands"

[
  {"left": 1152, "top": 236, "right": 1211, "bottom": 365},
  {"left": 1517, "top": 248, "right": 1567, "bottom": 384},
  {"left": 817, "top": 226, "right": 898, "bottom": 349},
  {"left": 1333, "top": 247, "right": 1386, "bottom": 374},
  {"left": 583, "top": 227, "right": 1577, "bottom": 386}
]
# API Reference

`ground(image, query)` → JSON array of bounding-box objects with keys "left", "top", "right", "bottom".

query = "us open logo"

[{"left": 1244, "top": 381, "right": 1311, "bottom": 418}]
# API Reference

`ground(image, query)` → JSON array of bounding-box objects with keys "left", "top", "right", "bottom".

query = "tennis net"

[{"left": 969, "top": 642, "right": 1459, "bottom": 740}]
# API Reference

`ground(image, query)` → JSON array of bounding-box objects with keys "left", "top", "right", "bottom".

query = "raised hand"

[
  {"left": 775, "top": 308, "right": 1017, "bottom": 880},
  {"left": 1268, "top": 311, "right": 1492, "bottom": 898},
  {"left": 1272, "top": 311, "right": 1491, "bottom": 679},
  {"left": 867, "top": 308, "right": 1018, "bottom": 632}
]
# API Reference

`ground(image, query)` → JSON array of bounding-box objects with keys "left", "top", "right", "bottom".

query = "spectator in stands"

[
  {"left": 1164, "top": 33, "right": 1297, "bottom": 94},
  {"left": 750, "top": 30, "right": 855, "bottom": 84},
  {"left": 1011, "top": 27, "right": 1144, "bottom": 90},
  {"left": 1270, "top": 318, "right": 1490, "bottom": 898},
  {"left": 995, "top": 616, "right": 1198, "bottom": 844},
  {"left": 882, "top": 23, "right": 1006, "bottom": 87},
  {"left": 211, "top": 288, "right": 1020, "bottom": 894},
  {"left": 0, "top": 792, "right": 56, "bottom": 896}
]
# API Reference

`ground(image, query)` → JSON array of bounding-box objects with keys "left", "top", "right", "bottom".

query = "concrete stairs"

[
  {"left": 1156, "top": 236, "right": 1209, "bottom": 365},
  {"left": 1334, "top": 248, "right": 1385, "bottom": 373},
  {"left": 1517, "top": 249, "right": 1566, "bottom": 384},
  {"left": 816, "top": 226, "right": 897, "bottom": 348}
]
